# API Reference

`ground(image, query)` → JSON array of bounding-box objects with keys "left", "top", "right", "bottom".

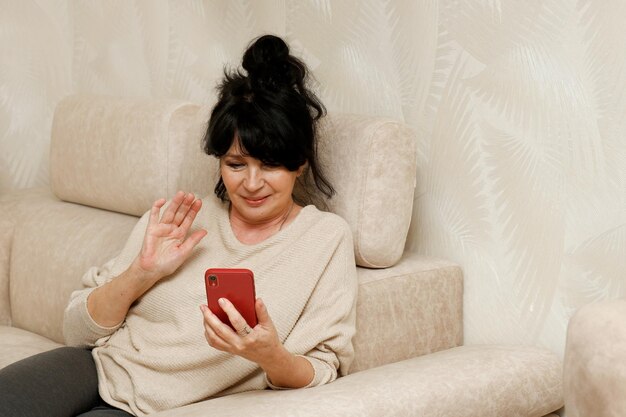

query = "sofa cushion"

[
  {"left": 0, "top": 326, "right": 63, "bottom": 369},
  {"left": 49, "top": 95, "right": 416, "bottom": 268},
  {"left": 4, "top": 188, "right": 138, "bottom": 343},
  {"left": 0, "top": 219, "right": 12, "bottom": 326},
  {"left": 352, "top": 253, "right": 462, "bottom": 372},
  {"left": 150, "top": 345, "right": 563, "bottom": 417},
  {"left": 307, "top": 114, "right": 417, "bottom": 268},
  {"left": 50, "top": 94, "right": 216, "bottom": 218}
]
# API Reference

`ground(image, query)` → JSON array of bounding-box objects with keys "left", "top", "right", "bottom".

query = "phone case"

[{"left": 205, "top": 268, "right": 257, "bottom": 329}]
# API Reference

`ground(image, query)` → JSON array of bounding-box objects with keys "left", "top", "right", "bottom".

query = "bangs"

[{"left": 207, "top": 99, "right": 306, "bottom": 171}]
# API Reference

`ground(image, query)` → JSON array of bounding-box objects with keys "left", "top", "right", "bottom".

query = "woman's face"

[{"left": 220, "top": 141, "right": 302, "bottom": 225}]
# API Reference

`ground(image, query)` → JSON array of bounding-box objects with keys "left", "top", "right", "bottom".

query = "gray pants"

[{"left": 0, "top": 347, "right": 133, "bottom": 417}]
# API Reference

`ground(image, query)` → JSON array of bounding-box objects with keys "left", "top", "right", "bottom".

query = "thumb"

[
  {"left": 180, "top": 229, "right": 208, "bottom": 253},
  {"left": 255, "top": 298, "right": 272, "bottom": 326}
]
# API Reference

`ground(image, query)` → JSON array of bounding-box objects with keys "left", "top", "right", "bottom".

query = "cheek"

[
  {"left": 220, "top": 170, "right": 238, "bottom": 191},
  {"left": 270, "top": 172, "right": 298, "bottom": 193}
]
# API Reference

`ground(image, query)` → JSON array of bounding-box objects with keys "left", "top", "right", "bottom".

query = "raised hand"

[
  {"left": 135, "top": 191, "right": 207, "bottom": 282},
  {"left": 85, "top": 192, "right": 206, "bottom": 328}
]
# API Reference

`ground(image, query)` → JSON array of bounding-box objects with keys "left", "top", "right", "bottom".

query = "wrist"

[
  {"left": 261, "top": 347, "right": 314, "bottom": 389},
  {"left": 259, "top": 345, "right": 293, "bottom": 375},
  {"left": 129, "top": 257, "right": 161, "bottom": 284}
]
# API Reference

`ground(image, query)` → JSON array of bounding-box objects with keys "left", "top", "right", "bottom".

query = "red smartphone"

[{"left": 205, "top": 268, "right": 258, "bottom": 329}]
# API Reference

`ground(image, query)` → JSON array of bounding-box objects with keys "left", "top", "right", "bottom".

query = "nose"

[{"left": 244, "top": 167, "right": 264, "bottom": 192}]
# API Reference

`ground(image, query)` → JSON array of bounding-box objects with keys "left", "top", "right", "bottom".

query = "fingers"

[
  {"left": 218, "top": 298, "right": 250, "bottom": 332},
  {"left": 200, "top": 303, "right": 280, "bottom": 363},
  {"left": 148, "top": 198, "right": 167, "bottom": 226},
  {"left": 172, "top": 193, "right": 196, "bottom": 226},
  {"left": 179, "top": 229, "right": 207, "bottom": 254},
  {"left": 179, "top": 199, "right": 203, "bottom": 234},
  {"left": 255, "top": 298, "right": 272, "bottom": 326},
  {"left": 160, "top": 191, "right": 199, "bottom": 225},
  {"left": 201, "top": 306, "right": 230, "bottom": 351},
  {"left": 201, "top": 304, "right": 241, "bottom": 347},
  {"left": 156, "top": 191, "right": 202, "bottom": 233},
  {"left": 160, "top": 191, "right": 186, "bottom": 224}
]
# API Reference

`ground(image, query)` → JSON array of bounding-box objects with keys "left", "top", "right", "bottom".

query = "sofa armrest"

[
  {"left": 564, "top": 299, "right": 626, "bottom": 417},
  {"left": 153, "top": 345, "right": 562, "bottom": 417},
  {"left": 352, "top": 253, "right": 463, "bottom": 372}
]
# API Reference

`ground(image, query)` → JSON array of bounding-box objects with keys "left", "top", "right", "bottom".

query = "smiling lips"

[{"left": 243, "top": 196, "right": 268, "bottom": 207}]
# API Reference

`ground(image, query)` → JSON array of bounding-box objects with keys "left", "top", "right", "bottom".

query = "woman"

[{"left": 0, "top": 35, "right": 357, "bottom": 417}]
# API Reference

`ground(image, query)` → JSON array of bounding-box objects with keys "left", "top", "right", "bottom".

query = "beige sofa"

[
  {"left": 0, "top": 95, "right": 563, "bottom": 416},
  {"left": 564, "top": 298, "right": 626, "bottom": 417}
]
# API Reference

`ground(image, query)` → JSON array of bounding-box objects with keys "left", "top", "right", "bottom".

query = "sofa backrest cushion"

[
  {"left": 50, "top": 95, "right": 416, "bottom": 268},
  {"left": 4, "top": 188, "right": 138, "bottom": 343},
  {"left": 310, "top": 114, "right": 417, "bottom": 267},
  {"left": 50, "top": 95, "right": 217, "bottom": 218}
]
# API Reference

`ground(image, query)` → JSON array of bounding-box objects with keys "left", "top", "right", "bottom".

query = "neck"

[{"left": 229, "top": 201, "right": 296, "bottom": 245}]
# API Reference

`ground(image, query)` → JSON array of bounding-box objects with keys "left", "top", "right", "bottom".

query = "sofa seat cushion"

[
  {"left": 152, "top": 345, "right": 563, "bottom": 417},
  {"left": 0, "top": 326, "right": 63, "bottom": 369}
]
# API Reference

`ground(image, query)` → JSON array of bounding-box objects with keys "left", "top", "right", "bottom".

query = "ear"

[{"left": 296, "top": 162, "right": 307, "bottom": 177}]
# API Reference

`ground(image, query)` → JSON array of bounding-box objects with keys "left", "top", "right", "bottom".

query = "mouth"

[{"left": 242, "top": 195, "right": 269, "bottom": 207}]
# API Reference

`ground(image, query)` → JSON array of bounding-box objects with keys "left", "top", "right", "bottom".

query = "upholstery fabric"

[
  {"left": 5, "top": 188, "right": 137, "bottom": 343},
  {"left": 0, "top": 187, "right": 59, "bottom": 326},
  {"left": 149, "top": 345, "right": 563, "bottom": 417},
  {"left": 302, "top": 114, "right": 417, "bottom": 268},
  {"left": 352, "top": 254, "right": 462, "bottom": 372},
  {"left": 50, "top": 94, "right": 216, "bottom": 217},
  {"left": 0, "top": 219, "right": 12, "bottom": 326},
  {"left": 50, "top": 96, "right": 417, "bottom": 269},
  {"left": 0, "top": 326, "right": 63, "bottom": 369},
  {"left": 564, "top": 299, "right": 626, "bottom": 417}
]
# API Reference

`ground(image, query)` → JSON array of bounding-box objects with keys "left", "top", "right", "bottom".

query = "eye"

[
  {"left": 226, "top": 162, "right": 245, "bottom": 169},
  {"left": 262, "top": 162, "right": 281, "bottom": 170}
]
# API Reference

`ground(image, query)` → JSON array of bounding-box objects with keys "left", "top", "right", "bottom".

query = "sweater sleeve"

[
  {"left": 63, "top": 211, "right": 150, "bottom": 347},
  {"left": 267, "top": 220, "right": 358, "bottom": 389}
]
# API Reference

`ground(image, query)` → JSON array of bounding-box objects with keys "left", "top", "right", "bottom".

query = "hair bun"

[{"left": 242, "top": 35, "right": 302, "bottom": 91}]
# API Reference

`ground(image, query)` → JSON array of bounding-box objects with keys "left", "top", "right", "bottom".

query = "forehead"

[{"left": 223, "top": 138, "right": 248, "bottom": 157}]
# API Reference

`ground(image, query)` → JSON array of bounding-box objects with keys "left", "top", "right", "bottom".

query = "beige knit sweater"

[{"left": 63, "top": 195, "right": 357, "bottom": 416}]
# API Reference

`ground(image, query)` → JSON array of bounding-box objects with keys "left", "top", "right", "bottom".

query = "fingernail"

[{"left": 218, "top": 298, "right": 225, "bottom": 306}]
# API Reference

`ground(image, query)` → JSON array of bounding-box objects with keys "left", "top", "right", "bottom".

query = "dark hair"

[{"left": 203, "top": 34, "right": 334, "bottom": 201}]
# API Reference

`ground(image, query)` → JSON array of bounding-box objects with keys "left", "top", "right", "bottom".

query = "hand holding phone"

[
  {"left": 204, "top": 268, "right": 257, "bottom": 329},
  {"left": 202, "top": 271, "right": 303, "bottom": 385}
]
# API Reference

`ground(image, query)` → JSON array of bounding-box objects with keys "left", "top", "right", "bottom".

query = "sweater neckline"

[{"left": 218, "top": 200, "right": 315, "bottom": 249}]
